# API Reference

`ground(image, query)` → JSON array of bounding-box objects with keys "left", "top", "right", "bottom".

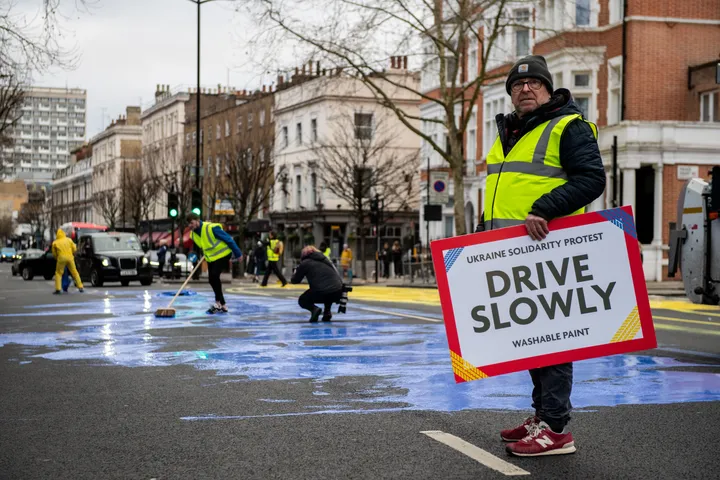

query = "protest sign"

[{"left": 430, "top": 206, "right": 655, "bottom": 383}]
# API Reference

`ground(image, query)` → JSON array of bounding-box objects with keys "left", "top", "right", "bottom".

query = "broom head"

[{"left": 154, "top": 307, "right": 176, "bottom": 318}]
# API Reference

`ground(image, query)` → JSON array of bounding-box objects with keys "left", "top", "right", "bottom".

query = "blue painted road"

[{"left": 1, "top": 290, "right": 719, "bottom": 419}]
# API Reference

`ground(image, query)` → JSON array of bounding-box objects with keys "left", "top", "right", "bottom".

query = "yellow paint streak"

[
  {"left": 611, "top": 306, "right": 641, "bottom": 342},
  {"left": 654, "top": 315, "right": 720, "bottom": 327},
  {"left": 654, "top": 323, "right": 720, "bottom": 337},
  {"left": 649, "top": 298, "right": 720, "bottom": 318},
  {"left": 450, "top": 350, "right": 488, "bottom": 381},
  {"left": 229, "top": 285, "right": 442, "bottom": 306}
]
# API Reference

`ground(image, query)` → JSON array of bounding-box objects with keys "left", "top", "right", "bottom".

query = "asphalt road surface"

[{"left": 0, "top": 263, "right": 718, "bottom": 479}]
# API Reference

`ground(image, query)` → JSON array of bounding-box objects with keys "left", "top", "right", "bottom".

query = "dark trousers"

[
  {"left": 298, "top": 288, "right": 343, "bottom": 314},
  {"left": 158, "top": 260, "right": 165, "bottom": 278},
  {"left": 261, "top": 260, "right": 287, "bottom": 286},
  {"left": 529, "top": 362, "right": 573, "bottom": 431},
  {"left": 208, "top": 256, "right": 229, "bottom": 305},
  {"left": 383, "top": 261, "right": 390, "bottom": 278}
]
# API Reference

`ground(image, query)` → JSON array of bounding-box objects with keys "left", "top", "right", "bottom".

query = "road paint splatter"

[{"left": 0, "top": 290, "right": 719, "bottom": 416}]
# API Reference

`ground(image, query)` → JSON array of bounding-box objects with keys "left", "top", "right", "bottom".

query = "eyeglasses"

[{"left": 511, "top": 79, "right": 543, "bottom": 93}]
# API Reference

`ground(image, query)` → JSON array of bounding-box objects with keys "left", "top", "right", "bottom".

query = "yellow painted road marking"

[
  {"left": 654, "top": 315, "right": 720, "bottom": 327},
  {"left": 654, "top": 323, "right": 720, "bottom": 337},
  {"left": 356, "top": 306, "right": 442, "bottom": 323},
  {"left": 649, "top": 298, "right": 720, "bottom": 317},
  {"left": 421, "top": 431, "right": 530, "bottom": 476}
]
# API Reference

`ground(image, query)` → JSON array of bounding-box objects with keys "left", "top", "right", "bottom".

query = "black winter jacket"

[
  {"left": 482, "top": 89, "right": 606, "bottom": 226},
  {"left": 291, "top": 252, "right": 343, "bottom": 294}
]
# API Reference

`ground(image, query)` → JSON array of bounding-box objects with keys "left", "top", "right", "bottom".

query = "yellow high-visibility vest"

[
  {"left": 190, "top": 222, "right": 231, "bottom": 263},
  {"left": 267, "top": 239, "right": 280, "bottom": 262},
  {"left": 323, "top": 248, "right": 331, "bottom": 258},
  {"left": 484, "top": 114, "right": 598, "bottom": 229}
]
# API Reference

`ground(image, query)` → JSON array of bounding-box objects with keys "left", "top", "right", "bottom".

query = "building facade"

[
  {"left": 478, "top": 0, "right": 720, "bottom": 281},
  {"left": 141, "top": 85, "right": 190, "bottom": 223},
  {"left": 51, "top": 143, "right": 93, "bottom": 228},
  {"left": 271, "top": 64, "right": 421, "bottom": 262},
  {"left": 2, "top": 87, "right": 86, "bottom": 180},
  {"left": 184, "top": 88, "right": 275, "bottom": 230},
  {"left": 90, "top": 107, "right": 143, "bottom": 228}
]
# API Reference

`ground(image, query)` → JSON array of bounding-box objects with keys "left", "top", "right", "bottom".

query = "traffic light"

[
  {"left": 369, "top": 195, "right": 380, "bottom": 224},
  {"left": 168, "top": 191, "right": 179, "bottom": 218},
  {"left": 191, "top": 188, "right": 202, "bottom": 216}
]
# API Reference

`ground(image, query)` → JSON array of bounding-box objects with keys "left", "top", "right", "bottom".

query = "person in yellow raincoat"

[{"left": 51, "top": 229, "right": 84, "bottom": 294}]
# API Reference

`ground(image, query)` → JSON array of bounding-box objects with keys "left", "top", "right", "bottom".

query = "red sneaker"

[
  {"left": 506, "top": 422, "right": 576, "bottom": 457},
  {"left": 500, "top": 416, "right": 539, "bottom": 442}
]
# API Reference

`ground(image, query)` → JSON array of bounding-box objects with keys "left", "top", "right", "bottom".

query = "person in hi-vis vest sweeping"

[
  {"left": 261, "top": 230, "right": 287, "bottom": 287},
  {"left": 186, "top": 213, "right": 242, "bottom": 314},
  {"left": 476, "top": 55, "right": 606, "bottom": 458}
]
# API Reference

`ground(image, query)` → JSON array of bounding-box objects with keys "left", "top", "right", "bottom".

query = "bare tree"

[
  {"left": 93, "top": 190, "right": 119, "bottom": 230},
  {"left": 0, "top": 216, "right": 13, "bottom": 243},
  {"left": 18, "top": 193, "right": 50, "bottom": 248},
  {"left": 248, "top": 0, "right": 534, "bottom": 235},
  {"left": 145, "top": 143, "right": 196, "bottom": 250},
  {"left": 0, "top": 69, "right": 24, "bottom": 146},
  {"left": 121, "top": 161, "right": 159, "bottom": 235},
  {"left": 312, "top": 112, "right": 418, "bottom": 279},
  {"left": 225, "top": 130, "right": 276, "bottom": 248},
  {"left": 0, "top": 0, "right": 91, "bottom": 75}
]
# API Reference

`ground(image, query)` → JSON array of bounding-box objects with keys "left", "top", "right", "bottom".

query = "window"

[
  {"left": 295, "top": 174, "right": 302, "bottom": 208},
  {"left": 216, "top": 124, "right": 221, "bottom": 140},
  {"left": 199, "top": 129, "right": 203, "bottom": 144},
  {"left": 574, "top": 73, "right": 590, "bottom": 87},
  {"left": 185, "top": 133, "right": 190, "bottom": 146},
  {"left": 700, "top": 92, "right": 717, "bottom": 122},
  {"left": 354, "top": 113, "right": 373, "bottom": 140},
  {"left": 192, "top": 131, "right": 196, "bottom": 145},
  {"left": 575, "top": 96, "right": 590, "bottom": 117},
  {"left": 467, "top": 39, "right": 478, "bottom": 80},
  {"left": 237, "top": 116, "right": 243, "bottom": 133},
  {"left": 225, "top": 120, "right": 230, "bottom": 137},
  {"left": 467, "top": 114, "right": 477, "bottom": 163},
  {"left": 311, "top": 118, "right": 318, "bottom": 142},
  {"left": 247, "top": 112, "right": 253, "bottom": 129},
  {"left": 282, "top": 126, "right": 289, "bottom": 148},
  {"left": 259, "top": 110, "right": 265, "bottom": 127},
  {"left": 515, "top": 29, "right": 530, "bottom": 57},
  {"left": 515, "top": 8, "right": 530, "bottom": 23},
  {"left": 483, "top": 98, "right": 505, "bottom": 157},
  {"left": 609, "top": 0, "right": 623, "bottom": 24},
  {"left": 215, "top": 156, "right": 221, "bottom": 175},
  {"left": 576, "top": 0, "right": 590, "bottom": 26},
  {"left": 296, "top": 122, "right": 302, "bottom": 145},
  {"left": 608, "top": 59, "right": 622, "bottom": 125},
  {"left": 444, "top": 216, "right": 454, "bottom": 238},
  {"left": 310, "top": 172, "right": 317, "bottom": 207}
]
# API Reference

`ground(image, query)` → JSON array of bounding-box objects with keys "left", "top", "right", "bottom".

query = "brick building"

[
  {"left": 183, "top": 87, "right": 275, "bottom": 237},
  {"left": 472, "top": 0, "right": 720, "bottom": 281}
]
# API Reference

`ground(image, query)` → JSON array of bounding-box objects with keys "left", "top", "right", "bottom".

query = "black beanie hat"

[{"left": 505, "top": 55, "right": 553, "bottom": 95}]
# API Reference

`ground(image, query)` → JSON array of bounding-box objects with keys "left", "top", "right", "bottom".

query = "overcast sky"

[{"left": 25, "top": 0, "right": 267, "bottom": 138}]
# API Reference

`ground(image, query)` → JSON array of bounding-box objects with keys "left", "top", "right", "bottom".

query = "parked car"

[
  {"left": 17, "top": 249, "right": 56, "bottom": 280},
  {"left": 145, "top": 250, "right": 190, "bottom": 278},
  {"left": 76, "top": 232, "right": 153, "bottom": 287},
  {"left": 12, "top": 249, "right": 44, "bottom": 276},
  {"left": 1, "top": 247, "right": 17, "bottom": 262}
]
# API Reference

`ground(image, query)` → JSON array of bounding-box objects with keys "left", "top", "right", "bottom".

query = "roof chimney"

[
  {"left": 316, "top": 61, "right": 321, "bottom": 75},
  {"left": 403, "top": 56, "right": 408, "bottom": 69},
  {"left": 391, "top": 56, "right": 396, "bottom": 68},
  {"left": 262, "top": 85, "right": 266, "bottom": 93}
]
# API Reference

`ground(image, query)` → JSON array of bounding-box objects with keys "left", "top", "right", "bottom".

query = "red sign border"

[{"left": 430, "top": 206, "right": 657, "bottom": 383}]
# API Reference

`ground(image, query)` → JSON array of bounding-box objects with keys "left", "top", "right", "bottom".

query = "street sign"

[
  {"left": 431, "top": 206, "right": 655, "bottom": 383},
  {"left": 214, "top": 199, "right": 234, "bottom": 216},
  {"left": 429, "top": 171, "right": 449, "bottom": 204},
  {"left": 677, "top": 165, "right": 699, "bottom": 180}
]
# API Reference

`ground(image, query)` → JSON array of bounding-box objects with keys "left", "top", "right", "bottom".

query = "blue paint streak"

[{"left": 1, "top": 290, "right": 719, "bottom": 415}]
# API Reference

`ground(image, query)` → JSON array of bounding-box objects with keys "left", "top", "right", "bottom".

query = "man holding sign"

[{"left": 479, "top": 55, "right": 606, "bottom": 456}]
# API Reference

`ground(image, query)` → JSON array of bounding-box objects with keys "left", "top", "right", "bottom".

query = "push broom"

[{"left": 155, "top": 256, "right": 205, "bottom": 318}]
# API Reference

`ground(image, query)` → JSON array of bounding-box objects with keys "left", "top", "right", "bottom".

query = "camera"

[{"left": 338, "top": 284, "right": 353, "bottom": 314}]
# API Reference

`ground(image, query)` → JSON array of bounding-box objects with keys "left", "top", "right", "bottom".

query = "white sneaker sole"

[{"left": 507, "top": 442, "right": 576, "bottom": 457}]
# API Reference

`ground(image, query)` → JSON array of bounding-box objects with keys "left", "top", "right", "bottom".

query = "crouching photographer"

[{"left": 291, "top": 245, "right": 344, "bottom": 323}]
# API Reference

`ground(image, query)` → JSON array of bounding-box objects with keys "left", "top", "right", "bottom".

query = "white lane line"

[
  {"left": 421, "top": 431, "right": 530, "bottom": 476},
  {"left": 357, "top": 306, "right": 442, "bottom": 323}
]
